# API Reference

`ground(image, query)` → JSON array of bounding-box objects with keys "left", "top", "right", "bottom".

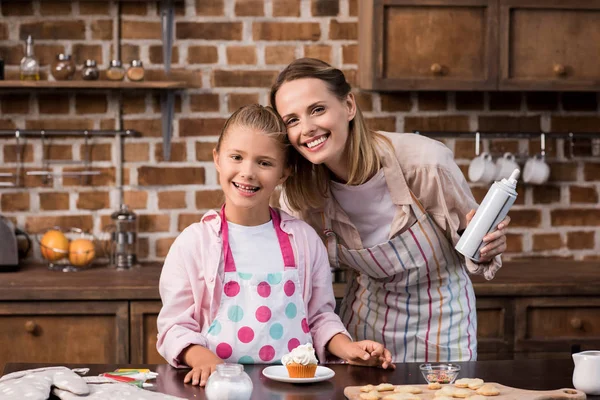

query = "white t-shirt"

[
  {"left": 227, "top": 220, "right": 285, "bottom": 272},
  {"left": 330, "top": 169, "right": 396, "bottom": 248}
]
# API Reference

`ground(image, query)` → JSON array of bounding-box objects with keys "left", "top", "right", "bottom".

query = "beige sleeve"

[{"left": 408, "top": 147, "right": 502, "bottom": 280}]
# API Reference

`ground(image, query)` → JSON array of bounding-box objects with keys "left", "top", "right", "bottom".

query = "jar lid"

[
  {"left": 84, "top": 59, "right": 97, "bottom": 67},
  {"left": 111, "top": 204, "right": 137, "bottom": 221},
  {"left": 109, "top": 60, "right": 123, "bottom": 68},
  {"left": 131, "top": 60, "right": 144, "bottom": 68},
  {"left": 57, "top": 53, "right": 72, "bottom": 61}
]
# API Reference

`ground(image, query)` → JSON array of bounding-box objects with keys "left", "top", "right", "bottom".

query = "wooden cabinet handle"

[
  {"left": 570, "top": 317, "right": 583, "bottom": 330},
  {"left": 553, "top": 64, "right": 567, "bottom": 77},
  {"left": 430, "top": 63, "right": 444, "bottom": 75},
  {"left": 25, "top": 320, "right": 38, "bottom": 334}
]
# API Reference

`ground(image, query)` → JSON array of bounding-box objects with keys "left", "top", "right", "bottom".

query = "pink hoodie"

[{"left": 156, "top": 208, "right": 351, "bottom": 367}]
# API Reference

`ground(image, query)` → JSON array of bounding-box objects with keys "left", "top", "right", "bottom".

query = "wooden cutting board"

[{"left": 344, "top": 382, "right": 586, "bottom": 400}]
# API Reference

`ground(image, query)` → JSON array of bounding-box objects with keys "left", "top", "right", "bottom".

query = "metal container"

[{"left": 109, "top": 204, "right": 138, "bottom": 269}]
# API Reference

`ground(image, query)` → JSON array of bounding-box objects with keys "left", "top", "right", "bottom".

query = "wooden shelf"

[{"left": 0, "top": 80, "right": 189, "bottom": 89}]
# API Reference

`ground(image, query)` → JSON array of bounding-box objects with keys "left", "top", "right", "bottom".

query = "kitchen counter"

[
  {"left": 3, "top": 359, "right": 598, "bottom": 400},
  {"left": 1, "top": 260, "right": 599, "bottom": 300}
]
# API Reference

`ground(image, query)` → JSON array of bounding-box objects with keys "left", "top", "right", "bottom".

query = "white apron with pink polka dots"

[{"left": 204, "top": 207, "right": 313, "bottom": 364}]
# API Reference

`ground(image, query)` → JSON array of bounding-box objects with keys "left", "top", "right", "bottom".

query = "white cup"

[
  {"left": 523, "top": 154, "right": 550, "bottom": 185},
  {"left": 468, "top": 152, "right": 496, "bottom": 184},
  {"left": 495, "top": 152, "right": 520, "bottom": 181}
]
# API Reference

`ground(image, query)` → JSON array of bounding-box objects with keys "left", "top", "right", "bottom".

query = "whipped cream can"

[{"left": 455, "top": 169, "right": 519, "bottom": 262}]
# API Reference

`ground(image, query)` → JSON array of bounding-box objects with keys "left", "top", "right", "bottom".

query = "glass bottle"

[
  {"left": 205, "top": 364, "right": 253, "bottom": 400},
  {"left": 51, "top": 54, "right": 75, "bottom": 81},
  {"left": 106, "top": 60, "right": 125, "bottom": 81},
  {"left": 127, "top": 60, "right": 145, "bottom": 81},
  {"left": 82, "top": 59, "right": 99, "bottom": 81},
  {"left": 20, "top": 35, "right": 40, "bottom": 81}
]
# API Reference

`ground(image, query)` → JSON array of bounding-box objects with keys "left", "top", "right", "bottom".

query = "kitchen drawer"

[
  {"left": 515, "top": 297, "right": 600, "bottom": 352},
  {"left": 0, "top": 301, "right": 128, "bottom": 370},
  {"left": 130, "top": 301, "right": 164, "bottom": 364},
  {"left": 476, "top": 297, "right": 514, "bottom": 358},
  {"left": 500, "top": 0, "right": 600, "bottom": 90}
]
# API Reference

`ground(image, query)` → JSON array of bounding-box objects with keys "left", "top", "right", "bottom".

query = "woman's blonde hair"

[
  {"left": 270, "top": 58, "right": 388, "bottom": 212},
  {"left": 216, "top": 104, "right": 290, "bottom": 160}
]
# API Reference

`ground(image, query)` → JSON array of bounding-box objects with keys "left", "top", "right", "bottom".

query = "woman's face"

[{"left": 274, "top": 78, "right": 356, "bottom": 168}]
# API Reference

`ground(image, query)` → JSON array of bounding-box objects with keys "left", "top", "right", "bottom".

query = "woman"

[{"left": 270, "top": 58, "right": 510, "bottom": 363}]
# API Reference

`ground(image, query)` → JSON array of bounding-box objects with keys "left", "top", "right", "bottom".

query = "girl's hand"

[
  {"left": 344, "top": 340, "right": 395, "bottom": 370},
  {"left": 181, "top": 345, "right": 224, "bottom": 386},
  {"left": 466, "top": 209, "right": 511, "bottom": 262}
]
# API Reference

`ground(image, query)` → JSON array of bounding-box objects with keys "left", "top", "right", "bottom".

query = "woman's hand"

[
  {"left": 346, "top": 340, "right": 395, "bottom": 369},
  {"left": 466, "top": 209, "right": 511, "bottom": 262},
  {"left": 181, "top": 345, "right": 224, "bottom": 386}
]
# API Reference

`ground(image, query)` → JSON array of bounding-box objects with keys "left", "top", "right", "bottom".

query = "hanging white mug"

[
  {"left": 468, "top": 152, "right": 496, "bottom": 184},
  {"left": 523, "top": 154, "right": 550, "bottom": 185},
  {"left": 495, "top": 152, "right": 520, "bottom": 180}
]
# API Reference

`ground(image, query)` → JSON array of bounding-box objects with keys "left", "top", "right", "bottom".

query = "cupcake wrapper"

[{"left": 285, "top": 363, "right": 317, "bottom": 378}]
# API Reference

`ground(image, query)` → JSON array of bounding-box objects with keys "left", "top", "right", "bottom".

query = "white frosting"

[{"left": 281, "top": 343, "right": 318, "bottom": 366}]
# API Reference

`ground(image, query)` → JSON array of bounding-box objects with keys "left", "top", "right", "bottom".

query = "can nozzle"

[{"left": 505, "top": 168, "right": 520, "bottom": 186}]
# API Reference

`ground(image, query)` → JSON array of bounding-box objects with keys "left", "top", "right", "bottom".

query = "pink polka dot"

[
  {"left": 288, "top": 338, "right": 300, "bottom": 352},
  {"left": 255, "top": 306, "right": 271, "bottom": 323},
  {"left": 223, "top": 281, "right": 240, "bottom": 297},
  {"left": 259, "top": 345, "right": 275, "bottom": 362},
  {"left": 238, "top": 326, "right": 254, "bottom": 343},
  {"left": 301, "top": 318, "right": 310, "bottom": 333},
  {"left": 284, "top": 280, "right": 295, "bottom": 296},
  {"left": 216, "top": 343, "right": 232, "bottom": 359},
  {"left": 257, "top": 281, "right": 271, "bottom": 298}
]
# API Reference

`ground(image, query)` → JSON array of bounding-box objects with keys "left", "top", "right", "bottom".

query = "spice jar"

[
  {"left": 127, "top": 60, "right": 145, "bottom": 82},
  {"left": 51, "top": 54, "right": 75, "bottom": 81},
  {"left": 106, "top": 60, "right": 125, "bottom": 81},
  {"left": 82, "top": 59, "right": 99, "bottom": 81}
]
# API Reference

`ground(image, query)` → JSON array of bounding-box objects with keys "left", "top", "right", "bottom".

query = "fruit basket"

[{"left": 36, "top": 227, "right": 100, "bottom": 272}]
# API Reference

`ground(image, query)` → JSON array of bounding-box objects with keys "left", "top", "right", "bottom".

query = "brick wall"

[{"left": 0, "top": 0, "right": 599, "bottom": 264}]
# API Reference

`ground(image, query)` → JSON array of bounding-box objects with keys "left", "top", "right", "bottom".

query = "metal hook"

[
  {"left": 568, "top": 132, "right": 574, "bottom": 159},
  {"left": 540, "top": 132, "right": 546, "bottom": 159}
]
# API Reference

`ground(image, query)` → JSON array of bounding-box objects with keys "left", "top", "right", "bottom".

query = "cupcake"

[{"left": 281, "top": 343, "right": 318, "bottom": 378}]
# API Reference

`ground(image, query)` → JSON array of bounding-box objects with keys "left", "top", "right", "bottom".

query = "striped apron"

[{"left": 323, "top": 193, "right": 477, "bottom": 363}]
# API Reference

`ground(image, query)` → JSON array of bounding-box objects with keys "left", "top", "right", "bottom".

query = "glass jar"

[
  {"left": 51, "top": 53, "right": 75, "bottom": 81},
  {"left": 127, "top": 59, "right": 145, "bottom": 82},
  {"left": 82, "top": 59, "right": 99, "bottom": 81},
  {"left": 106, "top": 59, "right": 125, "bottom": 81},
  {"left": 205, "top": 364, "right": 253, "bottom": 400},
  {"left": 109, "top": 204, "right": 138, "bottom": 269}
]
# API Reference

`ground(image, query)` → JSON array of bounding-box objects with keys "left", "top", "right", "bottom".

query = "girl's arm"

[
  {"left": 327, "top": 333, "right": 394, "bottom": 369},
  {"left": 156, "top": 228, "right": 211, "bottom": 368},
  {"left": 180, "top": 344, "right": 224, "bottom": 387}
]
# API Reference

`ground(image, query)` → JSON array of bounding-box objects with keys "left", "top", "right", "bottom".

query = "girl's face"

[
  {"left": 213, "top": 126, "right": 289, "bottom": 224},
  {"left": 274, "top": 78, "right": 356, "bottom": 169}
]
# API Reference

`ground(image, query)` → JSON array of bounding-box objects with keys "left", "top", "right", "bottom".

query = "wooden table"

[{"left": 3, "top": 359, "right": 598, "bottom": 400}]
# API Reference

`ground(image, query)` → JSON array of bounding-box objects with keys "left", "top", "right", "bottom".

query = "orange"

[
  {"left": 69, "top": 238, "right": 95, "bottom": 267},
  {"left": 40, "top": 230, "right": 69, "bottom": 261}
]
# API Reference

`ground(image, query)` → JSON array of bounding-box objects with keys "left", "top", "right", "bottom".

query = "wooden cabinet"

[
  {"left": 359, "top": 0, "right": 600, "bottom": 91},
  {"left": 499, "top": 1, "right": 600, "bottom": 91},
  {"left": 130, "top": 301, "right": 163, "bottom": 364},
  {"left": 359, "top": 0, "right": 498, "bottom": 91},
  {"left": 0, "top": 301, "right": 128, "bottom": 372},
  {"left": 1, "top": 262, "right": 599, "bottom": 368}
]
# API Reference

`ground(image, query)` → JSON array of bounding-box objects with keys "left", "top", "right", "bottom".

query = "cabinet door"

[
  {"left": 476, "top": 297, "right": 514, "bottom": 360},
  {"left": 0, "top": 301, "right": 128, "bottom": 371},
  {"left": 130, "top": 301, "right": 164, "bottom": 364},
  {"left": 515, "top": 297, "right": 600, "bottom": 354},
  {"left": 359, "top": 0, "right": 498, "bottom": 90},
  {"left": 500, "top": 0, "right": 600, "bottom": 90}
]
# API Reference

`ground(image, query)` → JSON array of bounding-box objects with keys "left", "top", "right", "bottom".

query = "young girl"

[
  {"left": 156, "top": 104, "right": 393, "bottom": 387},
  {"left": 270, "top": 58, "right": 512, "bottom": 363}
]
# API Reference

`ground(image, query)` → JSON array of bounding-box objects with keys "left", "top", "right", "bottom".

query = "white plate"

[{"left": 262, "top": 365, "right": 335, "bottom": 383}]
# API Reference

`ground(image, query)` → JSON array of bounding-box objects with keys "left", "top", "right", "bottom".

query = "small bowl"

[{"left": 419, "top": 363, "right": 461, "bottom": 384}]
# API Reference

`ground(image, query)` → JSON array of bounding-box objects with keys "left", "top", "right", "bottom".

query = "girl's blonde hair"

[
  {"left": 270, "top": 58, "right": 388, "bottom": 212},
  {"left": 215, "top": 104, "right": 290, "bottom": 160}
]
